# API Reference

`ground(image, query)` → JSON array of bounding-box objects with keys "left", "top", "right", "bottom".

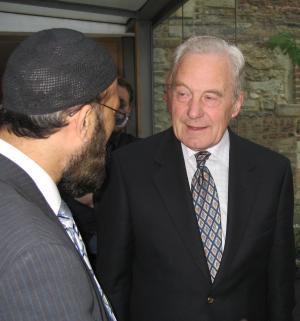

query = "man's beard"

[{"left": 59, "top": 110, "right": 107, "bottom": 198}]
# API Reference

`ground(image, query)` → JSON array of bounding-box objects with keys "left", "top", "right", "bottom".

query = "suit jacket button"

[{"left": 207, "top": 296, "right": 215, "bottom": 304}]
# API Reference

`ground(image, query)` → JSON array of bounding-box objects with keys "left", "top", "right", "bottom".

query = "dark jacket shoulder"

[{"left": 229, "top": 129, "right": 290, "bottom": 166}]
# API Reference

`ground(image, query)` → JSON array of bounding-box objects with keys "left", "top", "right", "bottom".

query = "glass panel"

[
  {"left": 153, "top": 0, "right": 300, "bottom": 268},
  {"left": 153, "top": 6, "right": 183, "bottom": 133},
  {"left": 233, "top": 0, "right": 300, "bottom": 269}
]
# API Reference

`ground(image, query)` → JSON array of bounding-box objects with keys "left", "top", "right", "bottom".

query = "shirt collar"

[
  {"left": 0, "top": 138, "right": 61, "bottom": 214},
  {"left": 181, "top": 129, "right": 230, "bottom": 165}
]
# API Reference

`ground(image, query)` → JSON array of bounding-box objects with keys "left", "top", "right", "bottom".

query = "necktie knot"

[
  {"left": 195, "top": 151, "right": 211, "bottom": 168},
  {"left": 58, "top": 200, "right": 73, "bottom": 219}
]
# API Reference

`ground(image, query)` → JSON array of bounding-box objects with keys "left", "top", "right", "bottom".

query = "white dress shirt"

[
  {"left": 181, "top": 130, "right": 230, "bottom": 249},
  {"left": 0, "top": 138, "right": 61, "bottom": 214}
]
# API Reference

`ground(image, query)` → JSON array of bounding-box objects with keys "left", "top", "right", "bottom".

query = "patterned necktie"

[
  {"left": 58, "top": 200, "right": 117, "bottom": 321},
  {"left": 191, "top": 151, "right": 223, "bottom": 282}
]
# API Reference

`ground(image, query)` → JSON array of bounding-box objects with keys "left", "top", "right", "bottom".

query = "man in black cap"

[{"left": 0, "top": 28, "right": 120, "bottom": 321}]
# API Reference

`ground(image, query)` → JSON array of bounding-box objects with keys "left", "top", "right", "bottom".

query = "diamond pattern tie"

[
  {"left": 58, "top": 200, "right": 117, "bottom": 321},
  {"left": 191, "top": 151, "right": 223, "bottom": 282}
]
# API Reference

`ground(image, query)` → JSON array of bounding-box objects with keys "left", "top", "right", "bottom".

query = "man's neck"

[{"left": 0, "top": 130, "right": 63, "bottom": 183}]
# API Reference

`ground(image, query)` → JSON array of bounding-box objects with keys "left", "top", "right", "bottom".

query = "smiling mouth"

[{"left": 186, "top": 124, "right": 208, "bottom": 130}]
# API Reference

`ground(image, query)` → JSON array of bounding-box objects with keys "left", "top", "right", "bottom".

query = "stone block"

[
  {"left": 276, "top": 104, "right": 300, "bottom": 117},
  {"left": 243, "top": 98, "right": 260, "bottom": 112},
  {"left": 248, "top": 80, "right": 281, "bottom": 92}
]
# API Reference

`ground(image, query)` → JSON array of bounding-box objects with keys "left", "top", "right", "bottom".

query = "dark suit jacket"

[
  {"left": 0, "top": 154, "right": 109, "bottom": 321},
  {"left": 97, "top": 128, "right": 296, "bottom": 321}
]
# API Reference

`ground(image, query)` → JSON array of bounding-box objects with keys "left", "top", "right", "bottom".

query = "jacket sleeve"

[
  {"left": 96, "top": 154, "right": 133, "bottom": 321},
  {"left": 267, "top": 160, "right": 296, "bottom": 321}
]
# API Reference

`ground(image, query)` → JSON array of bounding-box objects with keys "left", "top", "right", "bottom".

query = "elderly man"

[
  {"left": 0, "top": 28, "right": 120, "bottom": 321},
  {"left": 97, "top": 36, "right": 296, "bottom": 321}
]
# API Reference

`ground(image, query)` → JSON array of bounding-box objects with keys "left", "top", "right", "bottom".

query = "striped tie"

[{"left": 58, "top": 199, "right": 117, "bottom": 321}]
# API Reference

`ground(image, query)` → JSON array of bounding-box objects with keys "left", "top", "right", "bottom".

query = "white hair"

[{"left": 170, "top": 35, "right": 245, "bottom": 100}]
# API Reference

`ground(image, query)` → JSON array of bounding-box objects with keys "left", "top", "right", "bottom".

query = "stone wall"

[{"left": 153, "top": 0, "right": 300, "bottom": 261}]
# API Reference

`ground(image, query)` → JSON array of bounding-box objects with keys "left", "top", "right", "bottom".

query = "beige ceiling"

[{"left": 0, "top": 0, "right": 182, "bottom": 27}]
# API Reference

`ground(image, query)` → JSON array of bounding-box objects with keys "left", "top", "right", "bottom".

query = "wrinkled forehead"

[
  {"left": 175, "top": 52, "right": 232, "bottom": 75},
  {"left": 174, "top": 53, "right": 233, "bottom": 84}
]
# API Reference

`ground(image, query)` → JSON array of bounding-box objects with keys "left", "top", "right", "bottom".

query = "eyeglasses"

[{"left": 101, "top": 103, "right": 130, "bottom": 128}]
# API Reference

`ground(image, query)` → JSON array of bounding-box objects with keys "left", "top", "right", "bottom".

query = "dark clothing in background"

[
  {"left": 61, "top": 192, "right": 98, "bottom": 268},
  {"left": 104, "top": 132, "right": 139, "bottom": 171}
]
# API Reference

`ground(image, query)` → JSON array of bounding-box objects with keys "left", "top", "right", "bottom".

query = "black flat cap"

[{"left": 2, "top": 28, "right": 117, "bottom": 115}]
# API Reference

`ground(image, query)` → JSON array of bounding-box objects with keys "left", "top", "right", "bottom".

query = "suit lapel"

[
  {"left": 213, "top": 130, "right": 258, "bottom": 284},
  {"left": 0, "top": 154, "right": 57, "bottom": 218},
  {"left": 153, "top": 129, "right": 211, "bottom": 281}
]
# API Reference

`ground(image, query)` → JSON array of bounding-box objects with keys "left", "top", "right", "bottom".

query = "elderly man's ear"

[{"left": 231, "top": 92, "right": 244, "bottom": 118}]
